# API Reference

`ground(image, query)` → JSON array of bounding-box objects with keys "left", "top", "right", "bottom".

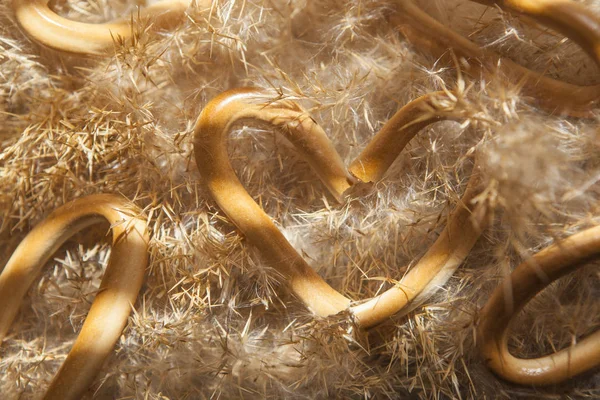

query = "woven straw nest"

[{"left": 0, "top": 0, "right": 599, "bottom": 398}]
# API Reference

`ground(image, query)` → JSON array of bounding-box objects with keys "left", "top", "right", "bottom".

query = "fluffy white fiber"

[{"left": 0, "top": 0, "right": 599, "bottom": 398}]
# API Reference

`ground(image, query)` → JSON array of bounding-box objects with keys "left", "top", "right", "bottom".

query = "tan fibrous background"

[{"left": 0, "top": 0, "right": 599, "bottom": 398}]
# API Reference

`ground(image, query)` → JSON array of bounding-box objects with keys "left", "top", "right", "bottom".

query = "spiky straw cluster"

[{"left": 1, "top": 0, "right": 599, "bottom": 398}]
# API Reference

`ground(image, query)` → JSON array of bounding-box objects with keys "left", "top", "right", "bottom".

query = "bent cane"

[
  {"left": 392, "top": 1, "right": 600, "bottom": 117},
  {"left": 194, "top": 88, "right": 486, "bottom": 328},
  {"left": 473, "top": 0, "right": 600, "bottom": 64},
  {"left": 0, "top": 194, "right": 149, "bottom": 400},
  {"left": 12, "top": 0, "right": 211, "bottom": 55},
  {"left": 478, "top": 225, "right": 600, "bottom": 386}
]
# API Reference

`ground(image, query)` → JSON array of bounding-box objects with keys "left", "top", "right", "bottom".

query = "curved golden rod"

[
  {"left": 392, "top": 1, "right": 600, "bottom": 117},
  {"left": 194, "top": 88, "right": 486, "bottom": 328},
  {"left": 473, "top": 0, "right": 600, "bottom": 64},
  {"left": 478, "top": 225, "right": 600, "bottom": 386},
  {"left": 12, "top": 0, "right": 210, "bottom": 56},
  {"left": 193, "top": 87, "right": 355, "bottom": 317},
  {"left": 347, "top": 92, "right": 485, "bottom": 328},
  {"left": 0, "top": 194, "right": 149, "bottom": 400}
]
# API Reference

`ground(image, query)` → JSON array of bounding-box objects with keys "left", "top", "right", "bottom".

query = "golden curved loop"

[
  {"left": 193, "top": 87, "right": 486, "bottom": 328},
  {"left": 193, "top": 88, "right": 355, "bottom": 317},
  {"left": 0, "top": 194, "right": 149, "bottom": 400},
  {"left": 392, "top": 0, "right": 600, "bottom": 117},
  {"left": 347, "top": 92, "right": 486, "bottom": 328},
  {"left": 12, "top": 0, "right": 211, "bottom": 56},
  {"left": 473, "top": 0, "right": 600, "bottom": 64},
  {"left": 478, "top": 225, "right": 600, "bottom": 386}
]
